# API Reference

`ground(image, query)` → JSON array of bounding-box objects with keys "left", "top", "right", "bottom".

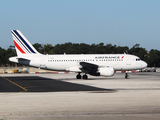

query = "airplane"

[{"left": 9, "top": 30, "right": 147, "bottom": 79}]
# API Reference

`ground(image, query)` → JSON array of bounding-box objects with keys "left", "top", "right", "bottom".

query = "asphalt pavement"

[{"left": 0, "top": 76, "right": 113, "bottom": 92}]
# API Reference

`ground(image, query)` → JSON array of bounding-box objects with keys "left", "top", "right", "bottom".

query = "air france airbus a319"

[{"left": 9, "top": 30, "right": 147, "bottom": 79}]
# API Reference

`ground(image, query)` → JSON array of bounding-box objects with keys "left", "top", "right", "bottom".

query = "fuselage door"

[
  {"left": 126, "top": 58, "right": 131, "bottom": 65},
  {"left": 40, "top": 57, "right": 46, "bottom": 68}
]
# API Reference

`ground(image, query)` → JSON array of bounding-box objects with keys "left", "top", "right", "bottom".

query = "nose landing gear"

[{"left": 125, "top": 72, "right": 130, "bottom": 79}]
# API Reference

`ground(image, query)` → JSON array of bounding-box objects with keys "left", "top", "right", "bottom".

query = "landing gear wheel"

[
  {"left": 76, "top": 74, "right": 81, "bottom": 79},
  {"left": 125, "top": 73, "right": 130, "bottom": 79},
  {"left": 83, "top": 75, "right": 88, "bottom": 79}
]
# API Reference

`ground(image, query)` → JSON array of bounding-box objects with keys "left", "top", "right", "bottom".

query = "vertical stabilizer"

[{"left": 11, "top": 30, "right": 40, "bottom": 56}]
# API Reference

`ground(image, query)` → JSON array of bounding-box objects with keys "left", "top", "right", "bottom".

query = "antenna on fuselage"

[{"left": 125, "top": 50, "right": 128, "bottom": 54}]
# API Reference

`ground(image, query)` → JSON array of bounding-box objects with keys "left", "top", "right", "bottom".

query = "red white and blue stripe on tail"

[{"left": 11, "top": 30, "right": 39, "bottom": 55}]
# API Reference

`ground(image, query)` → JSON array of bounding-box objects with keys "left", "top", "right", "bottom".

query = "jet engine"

[{"left": 98, "top": 66, "right": 114, "bottom": 77}]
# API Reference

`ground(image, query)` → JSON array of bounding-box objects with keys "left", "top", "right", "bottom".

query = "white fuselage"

[{"left": 9, "top": 54, "right": 147, "bottom": 72}]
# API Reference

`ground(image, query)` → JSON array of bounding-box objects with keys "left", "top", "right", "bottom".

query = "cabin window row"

[{"left": 48, "top": 59, "right": 123, "bottom": 62}]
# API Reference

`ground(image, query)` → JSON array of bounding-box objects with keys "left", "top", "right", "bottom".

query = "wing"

[
  {"left": 79, "top": 62, "right": 99, "bottom": 75},
  {"left": 79, "top": 62, "right": 114, "bottom": 77}
]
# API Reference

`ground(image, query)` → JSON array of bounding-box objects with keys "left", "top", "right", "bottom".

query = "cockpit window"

[{"left": 136, "top": 58, "right": 141, "bottom": 61}]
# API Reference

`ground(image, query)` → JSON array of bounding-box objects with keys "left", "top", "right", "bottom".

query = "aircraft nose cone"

[{"left": 142, "top": 61, "right": 148, "bottom": 68}]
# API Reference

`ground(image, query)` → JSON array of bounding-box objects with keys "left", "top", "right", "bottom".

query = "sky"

[{"left": 0, "top": 0, "right": 160, "bottom": 51}]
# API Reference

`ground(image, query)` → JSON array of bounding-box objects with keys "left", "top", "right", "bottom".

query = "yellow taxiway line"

[{"left": 1, "top": 76, "right": 27, "bottom": 92}]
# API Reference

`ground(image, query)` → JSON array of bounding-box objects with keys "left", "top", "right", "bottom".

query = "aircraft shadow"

[{"left": 0, "top": 76, "right": 116, "bottom": 93}]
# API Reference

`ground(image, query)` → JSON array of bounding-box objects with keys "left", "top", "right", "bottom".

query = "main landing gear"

[{"left": 76, "top": 72, "right": 88, "bottom": 79}]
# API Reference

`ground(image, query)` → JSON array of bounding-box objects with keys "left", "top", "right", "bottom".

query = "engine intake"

[{"left": 98, "top": 66, "right": 114, "bottom": 77}]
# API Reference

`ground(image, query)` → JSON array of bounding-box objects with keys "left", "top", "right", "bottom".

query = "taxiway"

[{"left": 0, "top": 72, "right": 160, "bottom": 120}]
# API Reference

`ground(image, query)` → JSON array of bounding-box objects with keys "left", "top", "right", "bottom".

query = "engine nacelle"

[{"left": 98, "top": 66, "right": 114, "bottom": 77}]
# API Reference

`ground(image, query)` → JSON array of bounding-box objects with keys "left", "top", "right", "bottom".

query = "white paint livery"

[{"left": 9, "top": 30, "right": 147, "bottom": 79}]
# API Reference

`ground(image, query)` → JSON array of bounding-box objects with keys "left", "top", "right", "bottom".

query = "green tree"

[
  {"left": 0, "top": 47, "right": 6, "bottom": 65},
  {"left": 33, "top": 43, "right": 43, "bottom": 53},
  {"left": 43, "top": 44, "right": 54, "bottom": 54},
  {"left": 147, "top": 49, "right": 160, "bottom": 67},
  {"left": 5, "top": 46, "right": 16, "bottom": 65},
  {"left": 115, "top": 46, "right": 129, "bottom": 54},
  {"left": 129, "top": 44, "right": 148, "bottom": 60}
]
